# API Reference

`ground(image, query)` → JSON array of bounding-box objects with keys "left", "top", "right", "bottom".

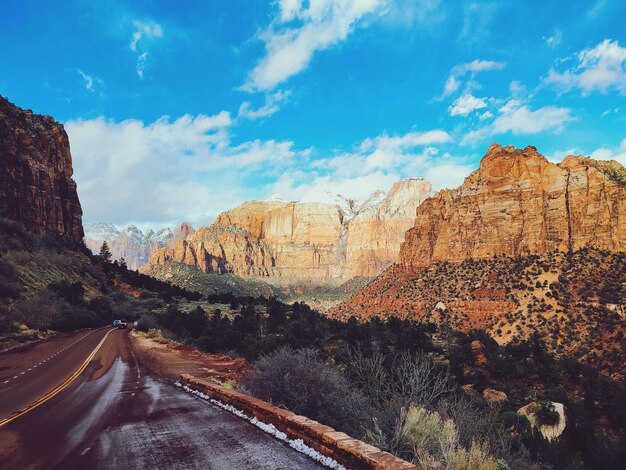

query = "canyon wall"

[
  {"left": 330, "top": 146, "right": 625, "bottom": 367},
  {"left": 0, "top": 96, "right": 83, "bottom": 242},
  {"left": 399, "top": 144, "right": 625, "bottom": 269},
  {"left": 347, "top": 178, "right": 432, "bottom": 277},
  {"left": 145, "top": 179, "right": 432, "bottom": 280}
]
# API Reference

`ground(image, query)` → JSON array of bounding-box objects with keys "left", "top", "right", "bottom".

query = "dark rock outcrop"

[{"left": 0, "top": 96, "right": 83, "bottom": 242}]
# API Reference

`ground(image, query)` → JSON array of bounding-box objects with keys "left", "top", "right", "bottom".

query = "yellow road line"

[{"left": 0, "top": 328, "right": 117, "bottom": 428}]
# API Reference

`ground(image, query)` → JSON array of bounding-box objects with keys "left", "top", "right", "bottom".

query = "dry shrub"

[
  {"left": 241, "top": 347, "right": 371, "bottom": 437},
  {"left": 369, "top": 405, "right": 505, "bottom": 470}
]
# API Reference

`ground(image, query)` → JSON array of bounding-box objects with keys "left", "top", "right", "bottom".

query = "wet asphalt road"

[{"left": 0, "top": 328, "right": 324, "bottom": 469}]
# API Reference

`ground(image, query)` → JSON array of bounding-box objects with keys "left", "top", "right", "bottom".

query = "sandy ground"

[{"left": 130, "top": 332, "right": 250, "bottom": 384}]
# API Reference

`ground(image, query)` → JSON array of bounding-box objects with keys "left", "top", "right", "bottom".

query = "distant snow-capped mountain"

[{"left": 83, "top": 222, "right": 195, "bottom": 270}]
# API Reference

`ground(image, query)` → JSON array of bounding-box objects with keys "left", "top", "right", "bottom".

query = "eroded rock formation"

[
  {"left": 347, "top": 178, "right": 432, "bottom": 277},
  {"left": 0, "top": 96, "right": 83, "bottom": 241},
  {"left": 329, "top": 146, "right": 625, "bottom": 374},
  {"left": 399, "top": 144, "right": 625, "bottom": 269},
  {"left": 145, "top": 179, "right": 432, "bottom": 279}
]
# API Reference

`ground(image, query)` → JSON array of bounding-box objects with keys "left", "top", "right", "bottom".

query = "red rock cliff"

[
  {"left": 0, "top": 96, "right": 83, "bottom": 242},
  {"left": 399, "top": 144, "right": 625, "bottom": 268}
]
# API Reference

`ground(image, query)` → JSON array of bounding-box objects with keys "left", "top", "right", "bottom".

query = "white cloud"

[
  {"left": 244, "top": 1, "right": 446, "bottom": 92},
  {"left": 448, "top": 94, "right": 487, "bottom": 116},
  {"left": 459, "top": 2, "right": 497, "bottom": 44},
  {"left": 238, "top": 90, "right": 292, "bottom": 120},
  {"left": 590, "top": 139, "right": 626, "bottom": 166},
  {"left": 508, "top": 80, "right": 527, "bottom": 97},
  {"left": 272, "top": 171, "right": 401, "bottom": 204},
  {"left": 455, "top": 60, "right": 506, "bottom": 75},
  {"left": 129, "top": 20, "right": 164, "bottom": 78},
  {"left": 545, "top": 39, "right": 626, "bottom": 95},
  {"left": 544, "top": 28, "right": 562, "bottom": 48},
  {"left": 380, "top": 0, "right": 444, "bottom": 28},
  {"left": 443, "top": 76, "right": 460, "bottom": 96},
  {"left": 602, "top": 107, "right": 619, "bottom": 116},
  {"left": 66, "top": 111, "right": 302, "bottom": 226},
  {"left": 587, "top": 0, "right": 608, "bottom": 18},
  {"left": 243, "top": 0, "right": 384, "bottom": 91},
  {"left": 130, "top": 20, "right": 163, "bottom": 51},
  {"left": 279, "top": 0, "right": 303, "bottom": 21},
  {"left": 462, "top": 100, "right": 573, "bottom": 145},
  {"left": 67, "top": 107, "right": 460, "bottom": 226},
  {"left": 424, "top": 162, "right": 474, "bottom": 190},
  {"left": 266, "top": 129, "right": 458, "bottom": 200},
  {"left": 77, "top": 69, "right": 103, "bottom": 93},
  {"left": 493, "top": 100, "right": 573, "bottom": 134},
  {"left": 441, "top": 59, "right": 505, "bottom": 98}
]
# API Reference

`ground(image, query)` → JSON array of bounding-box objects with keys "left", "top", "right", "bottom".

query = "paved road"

[{"left": 0, "top": 328, "right": 325, "bottom": 469}]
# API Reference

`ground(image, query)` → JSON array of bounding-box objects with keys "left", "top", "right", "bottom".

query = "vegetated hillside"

[
  {"left": 142, "top": 259, "right": 371, "bottom": 309},
  {"left": 141, "top": 260, "right": 281, "bottom": 298},
  {"left": 134, "top": 283, "right": 626, "bottom": 469},
  {"left": 331, "top": 249, "right": 626, "bottom": 379},
  {"left": 0, "top": 218, "right": 201, "bottom": 348},
  {"left": 2, "top": 218, "right": 624, "bottom": 468}
]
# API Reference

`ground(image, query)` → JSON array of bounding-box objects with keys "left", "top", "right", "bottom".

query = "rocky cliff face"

[
  {"left": 145, "top": 179, "right": 432, "bottom": 280},
  {"left": 347, "top": 178, "right": 432, "bottom": 277},
  {"left": 0, "top": 96, "right": 83, "bottom": 241},
  {"left": 399, "top": 144, "right": 625, "bottom": 268},
  {"left": 84, "top": 222, "right": 194, "bottom": 270},
  {"left": 331, "top": 145, "right": 626, "bottom": 368}
]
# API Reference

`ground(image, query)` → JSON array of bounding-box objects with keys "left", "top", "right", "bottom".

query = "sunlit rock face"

[
  {"left": 145, "top": 179, "right": 433, "bottom": 280},
  {"left": 346, "top": 178, "right": 432, "bottom": 277},
  {"left": 399, "top": 144, "right": 626, "bottom": 269},
  {"left": 0, "top": 96, "right": 83, "bottom": 241}
]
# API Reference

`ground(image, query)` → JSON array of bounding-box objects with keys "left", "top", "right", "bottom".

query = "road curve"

[{"left": 0, "top": 328, "right": 325, "bottom": 469}]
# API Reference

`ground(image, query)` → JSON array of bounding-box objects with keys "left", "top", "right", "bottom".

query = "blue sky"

[{"left": 1, "top": 0, "right": 626, "bottom": 228}]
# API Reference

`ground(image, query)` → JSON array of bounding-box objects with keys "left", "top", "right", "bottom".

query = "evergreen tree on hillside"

[
  {"left": 118, "top": 257, "right": 127, "bottom": 270},
  {"left": 99, "top": 241, "right": 112, "bottom": 263}
]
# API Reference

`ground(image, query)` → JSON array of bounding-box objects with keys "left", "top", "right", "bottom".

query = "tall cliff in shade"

[
  {"left": 399, "top": 144, "right": 625, "bottom": 269},
  {"left": 145, "top": 179, "right": 432, "bottom": 280},
  {"left": 0, "top": 96, "right": 83, "bottom": 242}
]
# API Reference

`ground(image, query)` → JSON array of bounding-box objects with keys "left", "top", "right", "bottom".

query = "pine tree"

[
  {"left": 119, "top": 257, "right": 127, "bottom": 270},
  {"left": 99, "top": 241, "right": 112, "bottom": 263}
]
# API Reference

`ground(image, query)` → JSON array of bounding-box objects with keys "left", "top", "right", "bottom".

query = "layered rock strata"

[
  {"left": 0, "top": 96, "right": 83, "bottom": 241},
  {"left": 399, "top": 144, "right": 625, "bottom": 269},
  {"left": 145, "top": 179, "right": 432, "bottom": 279}
]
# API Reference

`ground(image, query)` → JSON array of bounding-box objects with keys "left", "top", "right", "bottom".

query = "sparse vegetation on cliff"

[{"left": 332, "top": 248, "right": 626, "bottom": 379}]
